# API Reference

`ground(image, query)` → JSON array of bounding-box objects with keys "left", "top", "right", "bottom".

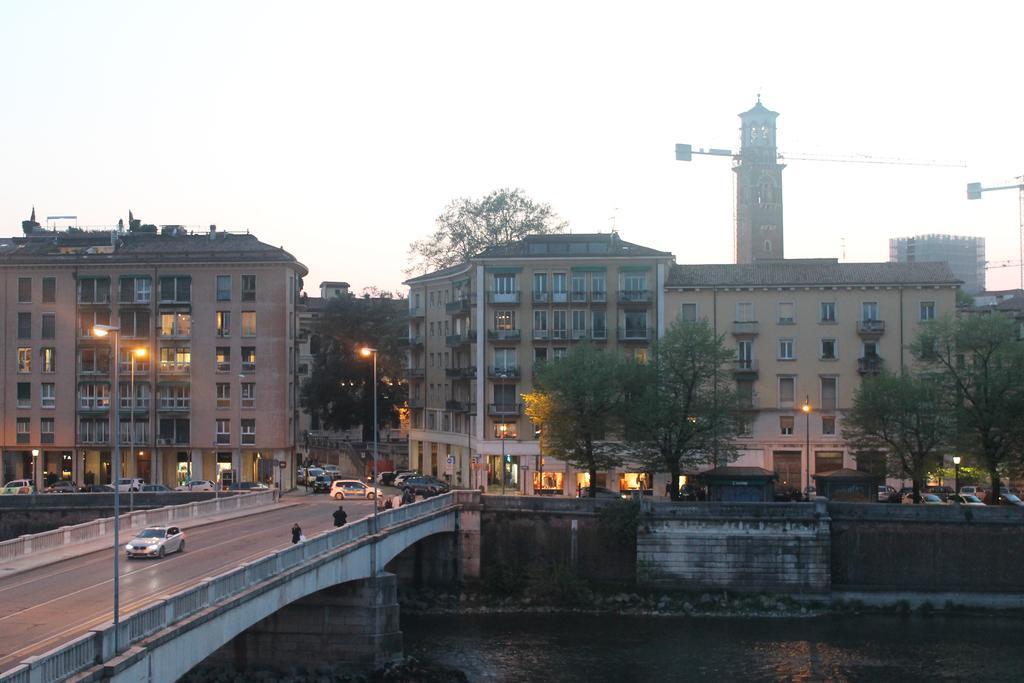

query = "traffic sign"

[{"left": 446, "top": 455, "right": 455, "bottom": 465}]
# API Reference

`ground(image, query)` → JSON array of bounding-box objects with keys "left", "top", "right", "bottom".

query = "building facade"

[
  {"left": 0, "top": 221, "right": 306, "bottom": 491},
  {"left": 889, "top": 234, "right": 985, "bottom": 294},
  {"left": 735, "top": 99, "right": 785, "bottom": 264}
]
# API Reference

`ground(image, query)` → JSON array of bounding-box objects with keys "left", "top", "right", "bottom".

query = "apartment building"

[
  {"left": 890, "top": 234, "right": 985, "bottom": 295},
  {"left": 0, "top": 220, "right": 306, "bottom": 490},
  {"left": 403, "top": 233, "right": 674, "bottom": 494},
  {"left": 665, "top": 259, "right": 958, "bottom": 494}
]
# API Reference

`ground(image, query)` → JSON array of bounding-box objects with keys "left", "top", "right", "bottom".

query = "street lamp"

[
  {"left": 953, "top": 455, "right": 961, "bottom": 495},
  {"left": 31, "top": 449, "right": 39, "bottom": 494},
  {"left": 128, "top": 348, "right": 146, "bottom": 513},
  {"left": 358, "top": 347, "right": 379, "bottom": 533},
  {"left": 497, "top": 422, "right": 509, "bottom": 495},
  {"left": 802, "top": 396, "right": 812, "bottom": 500},
  {"left": 92, "top": 323, "right": 123, "bottom": 652}
]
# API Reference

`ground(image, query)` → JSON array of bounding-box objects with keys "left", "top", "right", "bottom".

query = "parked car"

[
  {"left": 228, "top": 481, "right": 270, "bottom": 491},
  {"left": 115, "top": 477, "right": 145, "bottom": 492},
  {"left": 312, "top": 475, "right": 334, "bottom": 494},
  {"left": 959, "top": 485, "right": 985, "bottom": 499},
  {"left": 322, "top": 464, "right": 340, "bottom": 476},
  {"left": 577, "top": 485, "right": 621, "bottom": 499},
  {"left": 997, "top": 493, "right": 1024, "bottom": 507},
  {"left": 175, "top": 480, "right": 215, "bottom": 492},
  {"left": 141, "top": 484, "right": 173, "bottom": 492},
  {"left": 393, "top": 471, "right": 421, "bottom": 488},
  {"left": 379, "top": 470, "right": 415, "bottom": 487},
  {"left": 2, "top": 480, "right": 34, "bottom": 494},
  {"left": 330, "top": 479, "right": 381, "bottom": 500},
  {"left": 44, "top": 480, "right": 77, "bottom": 494},
  {"left": 877, "top": 485, "right": 897, "bottom": 502},
  {"left": 125, "top": 526, "right": 185, "bottom": 559},
  {"left": 80, "top": 484, "right": 115, "bottom": 493},
  {"left": 401, "top": 475, "right": 451, "bottom": 497},
  {"left": 304, "top": 467, "right": 325, "bottom": 485},
  {"left": 903, "top": 492, "right": 945, "bottom": 505},
  {"left": 950, "top": 494, "right": 986, "bottom": 506},
  {"left": 925, "top": 485, "right": 954, "bottom": 502}
]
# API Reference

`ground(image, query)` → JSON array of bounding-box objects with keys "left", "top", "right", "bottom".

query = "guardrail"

[
  {"left": 0, "top": 490, "right": 277, "bottom": 564},
  {"left": 0, "top": 492, "right": 467, "bottom": 683}
]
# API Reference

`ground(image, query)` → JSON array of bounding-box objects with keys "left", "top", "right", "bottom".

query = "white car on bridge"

[{"left": 125, "top": 526, "right": 186, "bottom": 559}]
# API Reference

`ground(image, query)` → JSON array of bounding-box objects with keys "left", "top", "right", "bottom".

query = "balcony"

[
  {"left": 486, "top": 291, "right": 521, "bottom": 305},
  {"left": 446, "top": 399, "right": 470, "bottom": 412},
  {"left": 570, "top": 291, "right": 588, "bottom": 303},
  {"left": 569, "top": 329, "right": 588, "bottom": 341},
  {"left": 617, "top": 327, "right": 650, "bottom": 342},
  {"left": 487, "top": 329, "right": 521, "bottom": 342},
  {"left": 618, "top": 290, "right": 652, "bottom": 305},
  {"left": 405, "top": 366, "right": 425, "bottom": 378},
  {"left": 591, "top": 327, "right": 608, "bottom": 341},
  {"left": 591, "top": 290, "right": 607, "bottom": 304},
  {"left": 731, "top": 321, "right": 760, "bottom": 337},
  {"left": 532, "top": 291, "right": 550, "bottom": 304},
  {"left": 552, "top": 291, "right": 569, "bottom": 304},
  {"left": 407, "top": 306, "right": 425, "bottom": 319},
  {"left": 551, "top": 329, "right": 569, "bottom": 341},
  {"left": 732, "top": 359, "right": 759, "bottom": 379},
  {"left": 857, "top": 319, "right": 886, "bottom": 337},
  {"left": 858, "top": 355, "right": 884, "bottom": 375},
  {"left": 407, "top": 334, "right": 424, "bottom": 347},
  {"left": 157, "top": 402, "right": 191, "bottom": 413},
  {"left": 408, "top": 397, "right": 424, "bottom": 409},
  {"left": 446, "top": 296, "right": 474, "bottom": 315},
  {"left": 487, "top": 366, "right": 521, "bottom": 380},
  {"left": 488, "top": 403, "right": 523, "bottom": 416},
  {"left": 446, "top": 366, "right": 477, "bottom": 379},
  {"left": 446, "top": 331, "right": 475, "bottom": 347},
  {"left": 158, "top": 362, "right": 191, "bottom": 375},
  {"left": 533, "top": 329, "right": 550, "bottom": 341}
]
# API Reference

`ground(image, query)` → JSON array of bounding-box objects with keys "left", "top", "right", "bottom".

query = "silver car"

[{"left": 125, "top": 526, "right": 185, "bottom": 559}]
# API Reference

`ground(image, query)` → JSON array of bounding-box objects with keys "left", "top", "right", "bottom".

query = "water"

[{"left": 403, "top": 612, "right": 1024, "bottom": 681}]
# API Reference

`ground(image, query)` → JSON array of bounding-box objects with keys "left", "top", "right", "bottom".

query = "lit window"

[
  {"left": 779, "top": 416, "right": 794, "bottom": 435},
  {"left": 241, "top": 311, "right": 256, "bottom": 337}
]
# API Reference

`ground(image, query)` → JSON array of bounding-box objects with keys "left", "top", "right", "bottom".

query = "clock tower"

[{"left": 733, "top": 98, "right": 784, "bottom": 263}]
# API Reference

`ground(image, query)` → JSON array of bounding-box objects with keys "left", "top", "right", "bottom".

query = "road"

[{"left": 0, "top": 492, "right": 380, "bottom": 672}]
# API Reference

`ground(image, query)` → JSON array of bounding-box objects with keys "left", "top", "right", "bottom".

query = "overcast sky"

[{"left": 3, "top": 2, "right": 1023, "bottom": 293}]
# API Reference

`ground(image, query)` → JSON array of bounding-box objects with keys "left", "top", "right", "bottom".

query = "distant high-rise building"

[
  {"left": 734, "top": 98, "right": 785, "bottom": 264},
  {"left": 889, "top": 234, "right": 985, "bottom": 294}
]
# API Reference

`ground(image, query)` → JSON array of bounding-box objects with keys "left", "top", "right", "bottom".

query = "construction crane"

[
  {"left": 675, "top": 144, "right": 965, "bottom": 167},
  {"left": 967, "top": 177, "right": 1024, "bottom": 290}
]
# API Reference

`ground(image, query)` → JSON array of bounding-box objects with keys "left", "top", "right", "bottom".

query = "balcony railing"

[
  {"left": 487, "top": 366, "right": 521, "bottom": 379},
  {"left": 446, "top": 331, "right": 475, "bottom": 346},
  {"left": 552, "top": 291, "right": 569, "bottom": 304},
  {"left": 407, "top": 334, "right": 424, "bottom": 347},
  {"left": 408, "top": 397, "right": 424, "bottom": 409},
  {"left": 407, "top": 306, "right": 425, "bottom": 319},
  {"left": 618, "top": 289, "right": 652, "bottom": 304},
  {"left": 858, "top": 355, "right": 884, "bottom": 374},
  {"left": 569, "top": 329, "right": 588, "bottom": 341},
  {"left": 445, "top": 296, "right": 474, "bottom": 314},
  {"left": 732, "top": 359, "right": 759, "bottom": 377},
  {"left": 533, "top": 329, "right": 550, "bottom": 341},
  {"left": 405, "top": 367, "right": 425, "bottom": 378},
  {"left": 857, "top": 319, "right": 886, "bottom": 336},
  {"left": 487, "top": 329, "right": 521, "bottom": 341},
  {"left": 591, "top": 327, "right": 608, "bottom": 341},
  {"left": 591, "top": 290, "right": 607, "bottom": 303},
  {"left": 731, "top": 321, "right": 759, "bottom": 336},
  {"left": 571, "top": 291, "right": 588, "bottom": 303},
  {"left": 532, "top": 291, "right": 550, "bottom": 304},
  {"left": 446, "top": 400, "right": 469, "bottom": 412},
  {"left": 551, "top": 329, "right": 569, "bottom": 341},
  {"left": 486, "top": 291, "right": 521, "bottom": 305},
  {"left": 158, "top": 362, "right": 191, "bottom": 375},
  {"left": 618, "top": 327, "right": 650, "bottom": 342},
  {"left": 488, "top": 403, "right": 523, "bottom": 416},
  {"left": 445, "top": 366, "right": 477, "bottom": 379}
]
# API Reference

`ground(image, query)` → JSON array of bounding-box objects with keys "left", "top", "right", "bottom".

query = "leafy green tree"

[
  {"left": 912, "top": 313, "right": 1024, "bottom": 500},
  {"left": 300, "top": 293, "right": 407, "bottom": 442},
  {"left": 407, "top": 187, "right": 566, "bottom": 274},
  {"left": 523, "top": 344, "right": 633, "bottom": 497},
  {"left": 841, "top": 372, "right": 953, "bottom": 502},
  {"left": 623, "top": 320, "right": 741, "bottom": 499}
]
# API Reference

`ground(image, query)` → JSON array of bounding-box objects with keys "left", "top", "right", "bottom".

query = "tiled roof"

[
  {"left": 475, "top": 232, "right": 672, "bottom": 259},
  {"left": 403, "top": 262, "right": 472, "bottom": 285},
  {"left": 667, "top": 259, "right": 960, "bottom": 288}
]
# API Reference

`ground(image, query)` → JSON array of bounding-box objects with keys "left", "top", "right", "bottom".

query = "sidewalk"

[{"left": 0, "top": 497, "right": 301, "bottom": 580}]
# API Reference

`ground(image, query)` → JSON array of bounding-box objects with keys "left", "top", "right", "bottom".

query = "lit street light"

[
  {"left": 358, "top": 347, "right": 379, "bottom": 533},
  {"left": 497, "top": 422, "right": 509, "bottom": 495},
  {"left": 802, "top": 396, "right": 812, "bottom": 500},
  {"left": 953, "top": 455, "right": 961, "bottom": 496}
]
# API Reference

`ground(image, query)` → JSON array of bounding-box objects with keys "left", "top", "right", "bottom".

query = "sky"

[{"left": 2, "top": 1, "right": 1024, "bottom": 294}]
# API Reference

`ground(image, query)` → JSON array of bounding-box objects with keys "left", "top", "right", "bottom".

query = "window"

[
  {"left": 241, "top": 274, "right": 256, "bottom": 302},
  {"left": 217, "top": 383, "right": 231, "bottom": 409},
  {"left": 42, "top": 277, "right": 56, "bottom": 304},
  {"left": 737, "top": 340, "right": 753, "bottom": 368},
  {"left": 571, "top": 310, "right": 587, "bottom": 337},
  {"left": 216, "top": 419, "right": 231, "bottom": 445},
  {"left": 778, "top": 339, "right": 794, "bottom": 360},
  {"left": 863, "top": 341, "right": 879, "bottom": 358},
  {"left": 778, "top": 302, "right": 795, "bottom": 324},
  {"left": 18, "top": 312, "right": 31, "bottom": 338},
  {"left": 159, "top": 313, "right": 192, "bottom": 337},
  {"left": 78, "top": 309, "right": 111, "bottom": 337},
  {"left": 17, "top": 382, "right": 30, "bottom": 408},
  {"left": 624, "top": 311, "right": 647, "bottom": 339},
  {"left": 571, "top": 273, "right": 586, "bottom": 301},
  {"left": 241, "top": 347, "right": 256, "bottom": 373},
  {"left": 241, "top": 382, "right": 255, "bottom": 408},
  {"left": 41, "top": 347, "right": 56, "bottom": 373},
  {"left": 159, "top": 384, "right": 191, "bottom": 410},
  {"left": 41, "top": 383, "right": 55, "bottom": 409},
  {"left": 159, "top": 276, "right": 191, "bottom": 303},
  {"left": 494, "top": 348, "right": 516, "bottom": 373},
  {"left": 119, "top": 420, "right": 149, "bottom": 445},
  {"left": 493, "top": 383, "right": 517, "bottom": 410},
  {"left": 779, "top": 415, "right": 794, "bottom": 436},
  {"left": 492, "top": 274, "right": 516, "bottom": 301},
  {"left": 820, "top": 339, "right": 837, "bottom": 360},
  {"left": 41, "top": 313, "right": 55, "bottom": 339},
  {"left": 241, "top": 311, "right": 256, "bottom": 337},
  {"left": 217, "top": 311, "right": 231, "bottom": 337},
  {"left": 737, "top": 380, "right": 754, "bottom": 409},
  {"left": 79, "top": 383, "right": 111, "bottom": 410},
  {"left": 736, "top": 302, "right": 755, "bottom": 322},
  {"left": 533, "top": 310, "right": 548, "bottom": 338},
  {"left": 18, "top": 347, "right": 31, "bottom": 372},
  {"left": 216, "top": 275, "right": 232, "bottom": 301},
  {"left": 820, "top": 302, "right": 836, "bottom": 322},
  {"left": 821, "top": 377, "right": 837, "bottom": 411},
  {"left": 78, "top": 277, "right": 110, "bottom": 304},
  {"left": 552, "top": 310, "right": 567, "bottom": 339},
  {"left": 121, "top": 310, "right": 150, "bottom": 338},
  {"left": 553, "top": 347, "right": 568, "bottom": 359},
  {"left": 494, "top": 310, "right": 515, "bottom": 331},
  {"left": 80, "top": 418, "right": 111, "bottom": 444},
  {"left": 822, "top": 416, "right": 836, "bottom": 436},
  {"left": 158, "top": 418, "right": 190, "bottom": 445},
  {"left": 40, "top": 418, "right": 54, "bottom": 444},
  {"left": 17, "top": 277, "right": 31, "bottom": 303},
  {"left": 16, "top": 417, "right": 30, "bottom": 444},
  {"left": 120, "top": 382, "right": 150, "bottom": 410},
  {"left": 118, "top": 349, "right": 149, "bottom": 374},
  {"left": 592, "top": 310, "right": 607, "bottom": 339},
  {"left": 159, "top": 346, "right": 191, "bottom": 373},
  {"left": 680, "top": 303, "right": 697, "bottom": 322},
  {"left": 120, "top": 276, "right": 152, "bottom": 304},
  {"left": 591, "top": 273, "right": 606, "bottom": 301},
  {"left": 241, "top": 419, "right": 255, "bottom": 445},
  {"left": 622, "top": 273, "right": 647, "bottom": 299},
  {"left": 779, "top": 376, "right": 795, "bottom": 407},
  {"left": 862, "top": 301, "right": 879, "bottom": 321},
  {"left": 552, "top": 273, "right": 567, "bottom": 302},
  {"left": 80, "top": 348, "right": 109, "bottom": 374},
  {"left": 920, "top": 301, "right": 936, "bottom": 321}
]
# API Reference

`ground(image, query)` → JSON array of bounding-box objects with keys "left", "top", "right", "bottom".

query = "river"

[{"left": 403, "top": 612, "right": 1024, "bottom": 681}]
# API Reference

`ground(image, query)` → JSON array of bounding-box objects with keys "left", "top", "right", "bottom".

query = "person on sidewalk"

[
  {"left": 291, "top": 523, "right": 302, "bottom": 544},
  {"left": 401, "top": 489, "right": 416, "bottom": 506},
  {"left": 332, "top": 505, "right": 348, "bottom": 527}
]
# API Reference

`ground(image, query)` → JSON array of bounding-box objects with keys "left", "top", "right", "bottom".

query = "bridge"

[{"left": 0, "top": 490, "right": 481, "bottom": 683}]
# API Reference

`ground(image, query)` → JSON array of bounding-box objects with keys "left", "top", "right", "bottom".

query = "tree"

[
  {"left": 623, "top": 320, "right": 741, "bottom": 500},
  {"left": 523, "top": 344, "right": 633, "bottom": 497},
  {"left": 406, "top": 188, "right": 567, "bottom": 274},
  {"left": 912, "top": 313, "right": 1024, "bottom": 501},
  {"left": 300, "top": 293, "right": 407, "bottom": 442},
  {"left": 841, "top": 372, "right": 953, "bottom": 503}
]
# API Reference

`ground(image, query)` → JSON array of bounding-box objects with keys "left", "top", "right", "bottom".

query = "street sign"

[
  {"left": 472, "top": 456, "right": 480, "bottom": 464},
  {"left": 446, "top": 455, "right": 455, "bottom": 465},
  {"left": 277, "top": 460, "right": 286, "bottom": 469}
]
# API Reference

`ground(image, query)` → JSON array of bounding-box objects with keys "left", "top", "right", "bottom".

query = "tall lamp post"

[
  {"left": 498, "top": 423, "right": 509, "bottom": 495},
  {"left": 128, "top": 348, "right": 146, "bottom": 513},
  {"left": 953, "top": 455, "right": 961, "bottom": 496},
  {"left": 358, "top": 348, "right": 379, "bottom": 533},
  {"left": 802, "top": 396, "right": 812, "bottom": 500}
]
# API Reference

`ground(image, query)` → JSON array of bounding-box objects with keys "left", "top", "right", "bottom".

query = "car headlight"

[{"left": 125, "top": 545, "right": 134, "bottom": 551}]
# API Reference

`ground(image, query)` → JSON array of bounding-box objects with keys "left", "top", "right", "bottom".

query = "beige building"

[
  {"left": 0, "top": 219, "right": 306, "bottom": 490},
  {"left": 404, "top": 233, "right": 674, "bottom": 494}
]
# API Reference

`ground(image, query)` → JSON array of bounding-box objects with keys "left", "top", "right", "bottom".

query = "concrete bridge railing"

[
  {"left": 0, "top": 491, "right": 476, "bottom": 683},
  {"left": 0, "top": 490, "right": 278, "bottom": 564}
]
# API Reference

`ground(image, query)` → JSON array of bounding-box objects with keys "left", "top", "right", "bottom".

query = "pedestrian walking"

[
  {"left": 402, "top": 489, "right": 416, "bottom": 506},
  {"left": 332, "top": 504, "right": 348, "bottom": 527},
  {"left": 665, "top": 480, "right": 673, "bottom": 498},
  {"left": 291, "top": 523, "right": 302, "bottom": 544}
]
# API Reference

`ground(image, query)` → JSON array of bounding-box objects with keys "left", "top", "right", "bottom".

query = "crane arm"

[{"left": 778, "top": 152, "right": 966, "bottom": 168}]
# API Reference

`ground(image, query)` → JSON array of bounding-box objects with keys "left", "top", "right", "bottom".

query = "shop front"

[
  {"left": 533, "top": 468, "right": 564, "bottom": 495},
  {"left": 487, "top": 454, "right": 519, "bottom": 493},
  {"left": 42, "top": 451, "right": 73, "bottom": 486},
  {"left": 2, "top": 451, "right": 32, "bottom": 484},
  {"left": 81, "top": 450, "right": 112, "bottom": 486},
  {"left": 618, "top": 471, "right": 653, "bottom": 497},
  {"left": 574, "top": 471, "right": 608, "bottom": 496}
]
